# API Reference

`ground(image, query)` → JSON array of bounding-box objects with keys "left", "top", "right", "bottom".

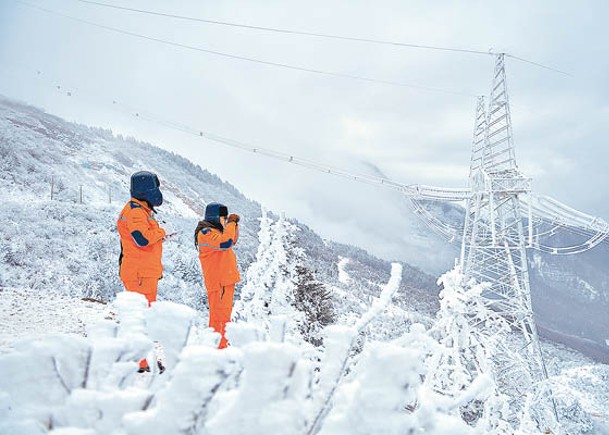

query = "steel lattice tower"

[{"left": 460, "top": 54, "right": 558, "bottom": 431}]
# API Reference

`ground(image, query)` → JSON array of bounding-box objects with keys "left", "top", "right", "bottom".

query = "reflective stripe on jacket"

[
  {"left": 197, "top": 221, "right": 240, "bottom": 288},
  {"left": 117, "top": 198, "right": 166, "bottom": 280}
]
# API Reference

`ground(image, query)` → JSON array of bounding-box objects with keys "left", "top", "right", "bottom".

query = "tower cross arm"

[
  {"left": 524, "top": 193, "right": 609, "bottom": 234},
  {"left": 401, "top": 184, "right": 471, "bottom": 201}
]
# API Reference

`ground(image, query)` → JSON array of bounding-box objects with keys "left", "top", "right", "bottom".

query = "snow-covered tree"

[
  {"left": 425, "top": 268, "right": 512, "bottom": 433},
  {"left": 2, "top": 264, "right": 604, "bottom": 434},
  {"left": 235, "top": 210, "right": 334, "bottom": 346},
  {"left": 293, "top": 264, "right": 335, "bottom": 346}
]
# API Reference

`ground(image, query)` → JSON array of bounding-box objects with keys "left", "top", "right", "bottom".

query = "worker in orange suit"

[
  {"left": 117, "top": 171, "right": 167, "bottom": 372},
  {"left": 195, "top": 203, "right": 241, "bottom": 349}
]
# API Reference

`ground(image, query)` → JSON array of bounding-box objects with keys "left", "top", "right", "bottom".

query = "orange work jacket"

[
  {"left": 197, "top": 221, "right": 241, "bottom": 289},
  {"left": 117, "top": 198, "right": 166, "bottom": 281}
]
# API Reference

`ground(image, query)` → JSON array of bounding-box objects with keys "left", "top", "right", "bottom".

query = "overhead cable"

[
  {"left": 15, "top": 0, "right": 477, "bottom": 97},
  {"left": 73, "top": 0, "right": 492, "bottom": 56},
  {"left": 505, "top": 54, "right": 572, "bottom": 77},
  {"left": 72, "top": 0, "right": 572, "bottom": 76},
  {"left": 2, "top": 65, "right": 600, "bottom": 250},
  {"left": 1, "top": 64, "right": 473, "bottom": 201}
]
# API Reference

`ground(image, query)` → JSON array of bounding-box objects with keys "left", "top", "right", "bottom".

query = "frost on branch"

[
  {"left": 206, "top": 342, "right": 311, "bottom": 435},
  {"left": 1, "top": 266, "right": 599, "bottom": 434},
  {"left": 316, "top": 323, "right": 478, "bottom": 435},
  {"left": 234, "top": 209, "right": 334, "bottom": 346},
  {"left": 424, "top": 268, "right": 513, "bottom": 432},
  {"left": 123, "top": 346, "right": 239, "bottom": 435},
  {"left": 307, "top": 263, "right": 404, "bottom": 434},
  {"left": 293, "top": 264, "right": 335, "bottom": 346},
  {"left": 319, "top": 342, "right": 422, "bottom": 435}
]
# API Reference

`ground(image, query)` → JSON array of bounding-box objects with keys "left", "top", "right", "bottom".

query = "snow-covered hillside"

[
  {"left": 0, "top": 95, "right": 437, "bottom": 314},
  {"left": 1, "top": 95, "right": 609, "bottom": 434}
]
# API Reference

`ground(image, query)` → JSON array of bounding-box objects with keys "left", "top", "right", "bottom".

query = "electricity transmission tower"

[
  {"left": 400, "top": 53, "right": 609, "bottom": 432},
  {"left": 460, "top": 53, "right": 556, "bottom": 430}
]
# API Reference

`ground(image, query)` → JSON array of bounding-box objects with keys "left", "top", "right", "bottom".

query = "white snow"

[
  {"left": 0, "top": 287, "right": 110, "bottom": 353},
  {"left": 1, "top": 263, "right": 609, "bottom": 434},
  {"left": 337, "top": 257, "right": 352, "bottom": 285},
  {"left": 2, "top": 98, "right": 609, "bottom": 434}
]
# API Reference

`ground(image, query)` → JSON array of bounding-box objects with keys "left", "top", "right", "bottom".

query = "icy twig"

[
  {"left": 51, "top": 356, "right": 71, "bottom": 395},
  {"left": 306, "top": 263, "right": 403, "bottom": 435}
]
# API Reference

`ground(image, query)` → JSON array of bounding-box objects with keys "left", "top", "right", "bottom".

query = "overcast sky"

[{"left": 1, "top": 0, "right": 608, "bottom": 271}]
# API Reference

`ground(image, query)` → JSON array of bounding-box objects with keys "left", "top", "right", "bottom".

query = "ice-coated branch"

[
  {"left": 52, "top": 356, "right": 71, "bottom": 395},
  {"left": 355, "top": 262, "right": 403, "bottom": 333},
  {"left": 123, "top": 347, "right": 238, "bottom": 435},
  {"left": 81, "top": 347, "right": 93, "bottom": 389},
  {"left": 191, "top": 369, "right": 233, "bottom": 434},
  {"left": 307, "top": 263, "right": 403, "bottom": 435}
]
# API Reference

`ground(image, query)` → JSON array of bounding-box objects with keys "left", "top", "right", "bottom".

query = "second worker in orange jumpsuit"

[{"left": 195, "top": 203, "right": 241, "bottom": 349}]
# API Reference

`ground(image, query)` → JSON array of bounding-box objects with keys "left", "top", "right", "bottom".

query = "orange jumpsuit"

[
  {"left": 197, "top": 221, "right": 240, "bottom": 348},
  {"left": 118, "top": 198, "right": 165, "bottom": 369},
  {"left": 118, "top": 198, "right": 166, "bottom": 303}
]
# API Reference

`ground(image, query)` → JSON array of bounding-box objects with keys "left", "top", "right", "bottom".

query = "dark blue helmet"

[
  {"left": 205, "top": 202, "right": 228, "bottom": 223},
  {"left": 130, "top": 171, "right": 163, "bottom": 207}
]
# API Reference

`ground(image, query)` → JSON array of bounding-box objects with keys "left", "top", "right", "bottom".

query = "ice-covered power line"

[
  {"left": 15, "top": 0, "right": 476, "bottom": 97},
  {"left": 72, "top": 0, "right": 491, "bottom": 56},
  {"left": 71, "top": 0, "right": 571, "bottom": 76},
  {"left": 504, "top": 54, "right": 572, "bottom": 77},
  {"left": 2, "top": 62, "right": 601, "bottom": 243},
  {"left": 120, "top": 108, "right": 471, "bottom": 201},
  {"left": 0, "top": 64, "right": 471, "bottom": 201}
]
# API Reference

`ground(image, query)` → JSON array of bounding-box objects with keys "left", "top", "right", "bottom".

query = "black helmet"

[
  {"left": 205, "top": 202, "right": 228, "bottom": 223},
  {"left": 130, "top": 171, "right": 163, "bottom": 207}
]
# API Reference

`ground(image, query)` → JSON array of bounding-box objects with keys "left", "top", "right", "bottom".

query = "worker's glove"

[{"left": 227, "top": 213, "right": 240, "bottom": 224}]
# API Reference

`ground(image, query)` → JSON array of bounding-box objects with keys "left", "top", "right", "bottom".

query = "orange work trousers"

[
  {"left": 208, "top": 284, "right": 235, "bottom": 349},
  {"left": 122, "top": 277, "right": 159, "bottom": 306},
  {"left": 122, "top": 277, "right": 159, "bottom": 369}
]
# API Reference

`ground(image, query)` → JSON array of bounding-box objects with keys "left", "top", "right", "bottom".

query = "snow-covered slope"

[
  {"left": 0, "top": 95, "right": 437, "bottom": 316},
  {"left": 529, "top": 243, "right": 609, "bottom": 362},
  {"left": 2, "top": 95, "right": 609, "bottom": 434}
]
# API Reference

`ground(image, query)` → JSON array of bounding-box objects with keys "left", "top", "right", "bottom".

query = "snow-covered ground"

[
  {"left": 1, "top": 271, "right": 609, "bottom": 434},
  {"left": 1, "top": 206, "right": 608, "bottom": 434},
  {"left": 0, "top": 287, "right": 111, "bottom": 353}
]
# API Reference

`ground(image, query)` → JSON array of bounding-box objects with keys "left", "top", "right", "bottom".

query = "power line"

[
  {"left": 5, "top": 64, "right": 601, "bottom": 252},
  {"left": 505, "top": 54, "right": 573, "bottom": 77},
  {"left": 15, "top": 0, "right": 477, "bottom": 97},
  {"left": 0, "top": 64, "right": 471, "bottom": 201},
  {"left": 71, "top": 0, "right": 572, "bottom": 76},
  {"left": 73, "top": 0, "right": 492, "bottom": 57}
]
